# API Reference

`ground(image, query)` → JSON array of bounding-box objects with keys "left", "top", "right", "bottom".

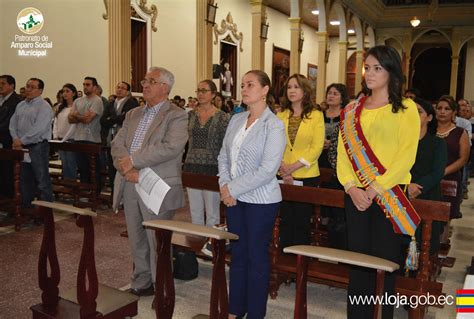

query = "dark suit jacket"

[
  {"left": 100, "top": 96, "right": 139, "bottom": 145},
  {"left": 0, "top": 92, "right": 21, "bottom": 147}
]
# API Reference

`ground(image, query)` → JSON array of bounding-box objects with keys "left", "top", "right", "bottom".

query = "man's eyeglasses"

[
  {"left": 195, "top": 89, "right": 211, "bottom": 94},
  {"left": 140, "top": 78, "right": 165, "bottom": 86},
  {"left": 25, "top": 85, "right": 39, "bottom": 90}
]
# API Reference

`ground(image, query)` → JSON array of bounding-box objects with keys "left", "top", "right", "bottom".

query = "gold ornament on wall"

[
  {"left": 138, "top": 0, "right": 158, "bottom": 32},
  {"left": 214, "top": 12, "right": 244, "bottom": 52},
  {"left": 103, "top": 0, "right": 158, "bottom": 32},
  {"left": 103, "top": 0, "right": 109, "bottom": 20}
]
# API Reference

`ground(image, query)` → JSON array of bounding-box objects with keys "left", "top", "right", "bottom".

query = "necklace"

[{"left": 436, "top": 126, "right": 456, "bottom": 138}]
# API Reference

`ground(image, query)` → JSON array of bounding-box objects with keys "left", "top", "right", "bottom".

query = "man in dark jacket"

[
  {"left": 100, "top": 81, "right": 138, "bottom": 193},
  {"left": 0, "top": 75, "right": 22, "bottom": 198}
]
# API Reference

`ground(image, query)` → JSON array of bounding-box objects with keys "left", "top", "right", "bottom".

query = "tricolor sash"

[{"left": 340, "top": 97, "right": 420, "bottom": 236}]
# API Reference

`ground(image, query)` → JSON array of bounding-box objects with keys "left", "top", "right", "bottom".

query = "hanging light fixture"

[{"left": 410, "top": 16, "right": 420, "bottom": 27}]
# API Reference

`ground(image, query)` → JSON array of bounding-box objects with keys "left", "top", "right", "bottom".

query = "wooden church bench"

[
  {"left": 269, "top": 183, "right": 451, "bottom": 319},
  {"left": 30, "top": 200, "right": 138, "bottom": 318},
  {"left": 283, "top": 245, "right": 399, "bottom": 319},
  {"left": 143, "top": 219, "right": 238, "bottom": 319}
]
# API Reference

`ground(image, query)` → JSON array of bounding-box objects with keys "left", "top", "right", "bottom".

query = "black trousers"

[
  {"left": 279, "top": 176, "right": 319, "bottom": 249},
  {"left": 345, "top": 194, "right": 403, "bottom": 319}
]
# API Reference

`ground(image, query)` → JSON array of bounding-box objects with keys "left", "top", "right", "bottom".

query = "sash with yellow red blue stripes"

[{"left": 340, "top": 96, "right": 421, "bottom": 236}]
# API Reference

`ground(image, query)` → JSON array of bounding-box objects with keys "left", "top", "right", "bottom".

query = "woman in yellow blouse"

[
  {"left": 336, "top": 46, "right": 420, "bottom": 319},
  {"left": 277, "top": 74, "right": 325, "bottom": 249}
]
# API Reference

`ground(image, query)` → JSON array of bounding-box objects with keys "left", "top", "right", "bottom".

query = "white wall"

[
  {"left": 264, "top": 7, "right": 291, "bottom": 78},
  {"left": 325, "top": 37, "right": 340, "bottom": 86},
  {"left": 151, "top": 0, "right": 196, "bottom": 99},
  {"left": 300, "top": 24, "right": 319, "bottom": 78},
  {"left": 1, "top": 0, "right": 108, "bottom": 101}
]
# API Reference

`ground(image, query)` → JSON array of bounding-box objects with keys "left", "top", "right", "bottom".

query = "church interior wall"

[
  {"left": 151, "top": 0, "right": 197, "bottom": 99},
  {"left": 1, "top": 0, "right": 109, "bottom": 102},
  {"left": 211, "top": 0, "right": 252, "bottom": 102},
  {"left": 1, "top": 0, "right": 472, "bottom": 104},
  {"left": 325, "top": 37, "right": 341, "bottom": 87},
  {"left": 263, "top": 6, "right": 292, "bottom": 81},
  {"left": 299, "top": 23, "right": 319, "bottom": 82}
]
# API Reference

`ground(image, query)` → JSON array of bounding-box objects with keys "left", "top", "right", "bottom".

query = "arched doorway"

[{"left": 412, "top": 48, "right": 451, "bottom": 101}]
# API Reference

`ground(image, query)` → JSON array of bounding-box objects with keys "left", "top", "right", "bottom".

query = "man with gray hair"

[{"left": 111, "top": 67, "right": 188, "bottom": 298}]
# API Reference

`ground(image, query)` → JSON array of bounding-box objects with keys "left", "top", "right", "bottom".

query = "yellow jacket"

[
  {"left": 336, "top": 98, "right": 420, "bottom": 194},
  {"left": 277, "top": 108, "right": 325, "bottom": 178}
]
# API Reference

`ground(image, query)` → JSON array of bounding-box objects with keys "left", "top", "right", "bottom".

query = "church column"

[
  {"left": 316, "top": 31, "right": 328, "bottom": 104},
  {"left": 354, "top": 50, "right": 364, "bottom": 95},
  {"left": 449, "top": 30, "right": 461, "bottom": 97},
  {"left": 108, "top": 0, "right": 131, "bottom": 94},
  {"left": 402, "top": 32, "right": 412, "bottom": 92},
  {"left": 338, "top": 41, "right": 348, "bottom": 84},
  {"left": 289, "top": 17, "right": 301, "bottom": 75},
  {"left": 250, "top": 0, "right": 266, "bottom": 70},
  {"left": 450, "top": 55, "right": 459, "bottom": 97},
  {"left": 196, "top": 0, "right": 214, "bottom": 82}
]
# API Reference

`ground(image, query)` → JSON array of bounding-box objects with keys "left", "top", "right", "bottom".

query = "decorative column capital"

[{"left": 249, "top": 0, "right": 265, "bottom": 6}]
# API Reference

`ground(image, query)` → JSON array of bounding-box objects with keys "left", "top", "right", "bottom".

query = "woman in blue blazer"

[{"left": 218, "top": 70, "right": 286, "bottom": 319}]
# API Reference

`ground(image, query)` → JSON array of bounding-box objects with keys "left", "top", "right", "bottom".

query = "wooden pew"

[
  {"left": 143, "top": 220, "right": 238, "bottom": 319},
  {"left": 269, "top": 183, "right": 450, "bottom": 319},
  {"left": 30, "top": 200, "right": 138, "bottom": 318},
  {"left": 174, "top": 173, "right": 227, "bottom": 256},
  {"left": 180, "top": 173, "right": 450, "bottom": 319},
  {"left": 0, "top": 149, "right": 24, "bottom": 230},
  {"left": 49, "top": 141, "right": 107, "bottom": 211},
  {"left": 284, "top": 245, "right": 399, "bottom": 319}
]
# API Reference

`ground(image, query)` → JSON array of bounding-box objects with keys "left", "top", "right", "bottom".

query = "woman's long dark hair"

[
  {"left": 281, "top": 73, "right": 315, "bottom": 120},
  {"left": 415, "top": 97, "right": 438, "bottom": 134},
  {"left": 56, "top": 83, "right": 77, "bottom": 117},
  {"left": 365, "top": 45, "right": 404, "bottom": 113}
]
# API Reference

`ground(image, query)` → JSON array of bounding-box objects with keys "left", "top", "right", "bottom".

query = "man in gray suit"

[{"left": 111, "top": 66, "right": 188, "bottom": 297}]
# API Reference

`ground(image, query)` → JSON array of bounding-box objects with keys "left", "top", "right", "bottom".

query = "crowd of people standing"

[{"left": 0, "top": 43, "right": 472, "bottom": 319}]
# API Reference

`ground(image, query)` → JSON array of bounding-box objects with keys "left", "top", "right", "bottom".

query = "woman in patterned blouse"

[{"left": 183, "top": 80, "right": 230, "bottom": 254}]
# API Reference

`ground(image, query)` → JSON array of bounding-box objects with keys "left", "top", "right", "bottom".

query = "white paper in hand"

[
  {"left": 22, "top": 149, "right": 31, "bottom": 163},
  {"left": 135, "top": 167, "right": 170, "bottom": 215}
]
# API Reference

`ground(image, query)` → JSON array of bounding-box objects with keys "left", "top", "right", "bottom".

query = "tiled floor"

[{"left": 0, "top": 183, "right": 472, "bottom": 318}]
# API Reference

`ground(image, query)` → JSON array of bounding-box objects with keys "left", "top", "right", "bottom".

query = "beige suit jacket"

[{"left": 111, "top": 100, "right": 188, "bottom": 213}]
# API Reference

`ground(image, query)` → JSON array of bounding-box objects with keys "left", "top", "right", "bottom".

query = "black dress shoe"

[{"left": 126, "top": 284, "right": 154, "bottom": 297}]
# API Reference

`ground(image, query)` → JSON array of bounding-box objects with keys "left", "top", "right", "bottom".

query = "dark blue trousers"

[{"left": 226, "top": 200, "right": 280, "bottom": 319}]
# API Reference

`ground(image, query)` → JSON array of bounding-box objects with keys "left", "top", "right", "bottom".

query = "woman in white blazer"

[{"left": 218, "top": 70, "right": 286, "bottom": 319}]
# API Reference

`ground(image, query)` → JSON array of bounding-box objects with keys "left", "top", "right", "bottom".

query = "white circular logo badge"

[{"left": 17, "top": 7, "right": 44, "bottom": 35}]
